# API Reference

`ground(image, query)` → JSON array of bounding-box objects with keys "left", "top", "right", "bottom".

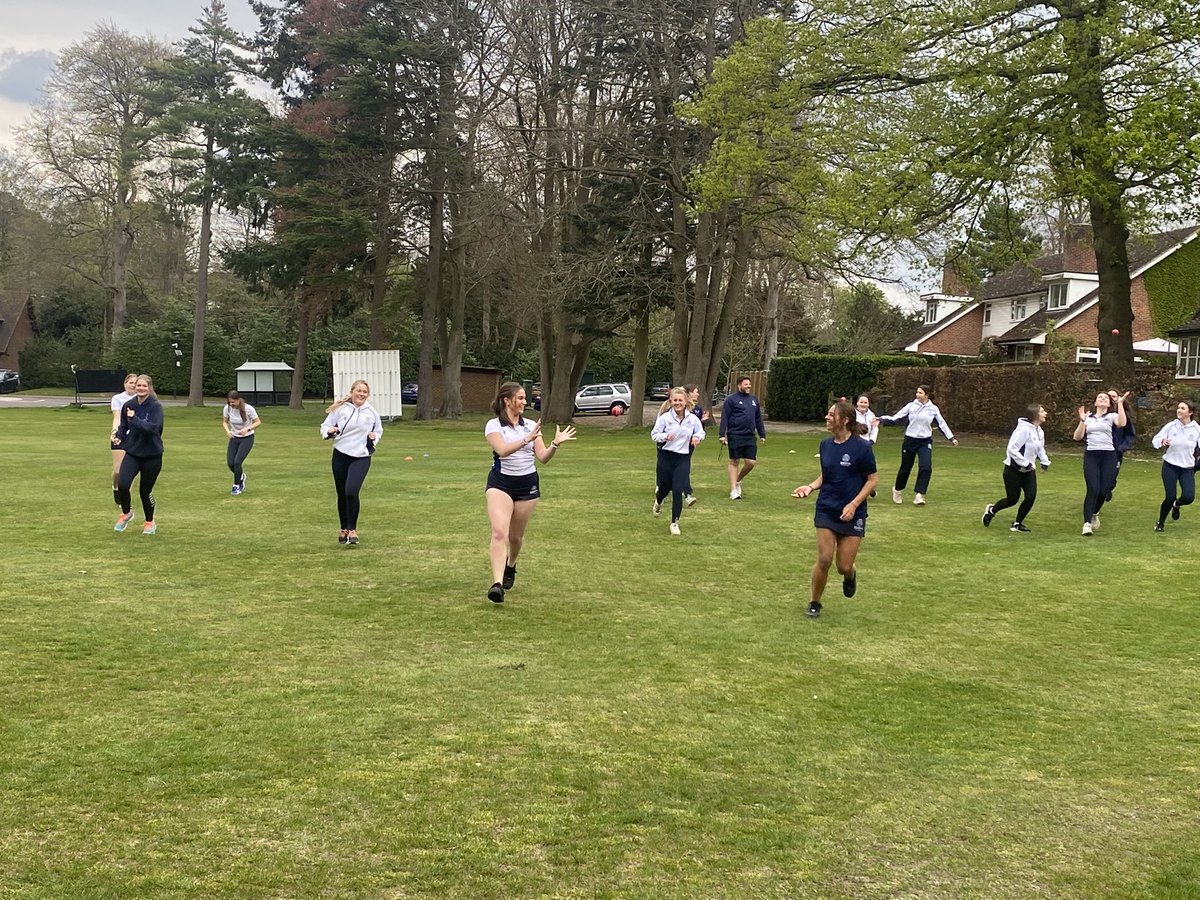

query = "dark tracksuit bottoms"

[
  {"left": 227, "top": 434, "right": 255, "bottom": 483},
  {"left": 894, "top": 436, "right": 933, "bottom": 494},
  {"left": 1083, "top": 449, "right": 1117, "bottom": 523},
  {"left": 655, "top": 449, "right": 692, "bottom": 522},
  {"left": 332, "top": 449, "right": 372, "bottom": 530},
  {"left": 991, "top": 465, "right": 1037, "bottom": 524},
  {"left": 118, "top": 454, "right": 162, "bottom": 521},
  {"left": 1159, "top": 462, "right": 1196, "bottom": 524}
]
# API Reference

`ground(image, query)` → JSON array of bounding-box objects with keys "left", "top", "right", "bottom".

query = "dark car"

[
  {"left": 0, "top": 369, "right": 20, "bottom": 393},
  {"left": 648, "top": 382, "right": 671, "bottom": 400},
  {"left": 401, "top": 382, "right": 419, "bottom": 404}
]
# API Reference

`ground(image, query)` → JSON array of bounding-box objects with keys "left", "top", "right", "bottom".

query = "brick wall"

[
  {"left": 918, "top": 305, "right": 985, "bottom": 356},
  {"left": 1055, "top": 276, "right": 1155, "bottom": 347}
]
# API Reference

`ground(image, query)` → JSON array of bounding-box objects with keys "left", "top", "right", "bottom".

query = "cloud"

[{"left": 0, "top": 48, "right": 56, "bottom": 105}]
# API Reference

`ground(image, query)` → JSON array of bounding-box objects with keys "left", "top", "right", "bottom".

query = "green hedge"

[{"left": 767, "top": 354, "right": 927, "bottom": 421}]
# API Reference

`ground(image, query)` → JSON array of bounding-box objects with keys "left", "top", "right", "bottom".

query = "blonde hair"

[
  {"left": 135, "top": 375, "right": 156, "bottom": 398},
  {"left": 326, "top": 379, "right": 370, "bottom": 414},
  {"left": 660, "top": 386, "right": 693, "bottom": 418},
  {"left": 123, "top": 373, "right": 139, "bottom": 390}
]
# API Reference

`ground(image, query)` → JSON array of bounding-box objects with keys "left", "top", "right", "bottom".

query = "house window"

[
  {"left": 1179, "top": 336, "right": 1200, "bottom": 378},
  {"left": 1011, "top": 299, "right": 1026, "bottom": 321},
  {"left": 1049, "top": 282, "right": 1068, "bottom": 311},
  {"left": 983, "top": 303, "right": 992, "bottom": 324},
  {"left": 925, "top": 300, "right": 938, "bottom": 324},
  {"left": 1013, "top": 344, "right": 1034, "bottom": 361},
  {"left": 1076, "top": 347, "right": 1101, "bottom": 364}
]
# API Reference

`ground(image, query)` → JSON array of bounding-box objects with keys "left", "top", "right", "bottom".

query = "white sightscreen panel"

[{"left": 332, "top": 350, "right": 403, "bottom": 418}]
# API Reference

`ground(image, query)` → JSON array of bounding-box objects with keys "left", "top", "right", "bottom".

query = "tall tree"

[
  {"left": 158, "top": 0, "right": 271, "bottom": 406},
  {"left": 19, "top": 25, "right": 174, "bottom": 345},
  {"left": 693, "top": 2, "right": 1200, "bottom": 381},
  {"left": 954, "top": 197, "right": 1045, "bottom": 290}
]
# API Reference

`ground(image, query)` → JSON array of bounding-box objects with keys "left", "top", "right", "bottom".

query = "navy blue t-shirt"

[{"left": 816, "top": 434, "right": 877, "bottom": 520}]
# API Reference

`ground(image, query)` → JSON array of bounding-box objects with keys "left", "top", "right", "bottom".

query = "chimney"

[
  {"left": 1062, "top": 223, "right": 1097, "bottom": 273},
  {"left": 940, "top": 259, "right": 969, "bottom": 296}
]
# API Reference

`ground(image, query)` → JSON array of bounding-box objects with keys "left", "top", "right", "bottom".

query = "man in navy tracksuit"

[{"left": 719, "top": 376, "right": 767, "bottom": 499}]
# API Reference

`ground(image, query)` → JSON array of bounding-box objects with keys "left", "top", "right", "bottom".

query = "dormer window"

[
  {"left": 1011, "top": 298, "right": 1026, "bottom": 321},
  {"left": 925, "top": 299, "right": 938, "bottom": 324},
  {"left": 1048, "top": 282, "right": 1068, "bottom": 311}
]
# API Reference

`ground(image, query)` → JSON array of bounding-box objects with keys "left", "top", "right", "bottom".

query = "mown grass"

[{"left": 2, "top": 404, "right": 1199, "bottom": 898}]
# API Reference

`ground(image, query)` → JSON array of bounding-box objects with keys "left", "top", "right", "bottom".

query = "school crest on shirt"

[{"left": 840, "top": 453, "right": 852, "bottom": 467}]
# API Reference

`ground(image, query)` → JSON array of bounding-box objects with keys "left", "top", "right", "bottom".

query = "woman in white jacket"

[
  {"left": 652, "top": 387, "right": 705, "bottom": 535},
  {"left": 982, "top": 404, "right": 1050, "bottom": 533},
  {"left": 879, "top": 385, "right": 958, "bottom": 505},
  {"left": 1151, "top": 400, "right": 1200, "bottom": 532},
  {"left": 320, "top": 380, "right": 383, "bottom": 546}
]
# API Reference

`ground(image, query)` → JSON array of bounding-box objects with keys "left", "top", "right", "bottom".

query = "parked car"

[
  {"left": 574, "top": 382, "right": 632, "bottom": 415},
  {"left": 648, "top": 381, "right": 672, "bottom": 400},
  {"left": 0, "top": 369, "right": 20, "bottom": 393},
  {"left": 401, "top": 382, "right": 419, "bottom": 404}
]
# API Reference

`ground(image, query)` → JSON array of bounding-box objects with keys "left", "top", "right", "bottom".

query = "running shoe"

[
  {"left": 1154, "top": 522, "right": 1165, "bottom": 533},
  {"left": 982, "top": 504, "right": 995, "bottom": 527},
  {"left": 842, "top": 571, "right": 857, "bottom": 598},
  {"left": 502, "top": 563, "right": 517, "bottom": 590},
  {"left": 488, "top": 582, "right": 505, "bottom": 603},
  {"left": 114, "top": 512, "right": 133, "bottom": 532},
  {"left": 347, "top": 531, "right": 359, "bottom": 545},
  {"left": 685, "top": 494, "right": 697, "bottom": 508},
  {"left": 653, "top": 499, "right": 662, "bottom": 517},
  {"left": 1082, "top": 522, "right": 1093, "bottom": 536},
  {"left": 338, "top": 530, "right": 349, "bottom": 544},
  {"left": 1010, "top": 522, "right": 1031, "bottom": 533},
  {"left": 142, "top": 521, "right": 156, "bottom": 535},
  {"left": 231, "top": 484, "right": 242, "bottom": 496},
  {"left": 892, "top": 488, "right": 902, "bottom": 504},
  {"left": 1172, "top": 502, "right": 1181, "bottom": 521},
  {"left": 805, "top": 600, "right": 822, "bottom": 618},
  {"left": 1090, "top": 515, "right": 1100, "bottom": 531},
  {"left": 669, "top": 521, "right": 681, "bottom": 535},
  {"left": 913, "top": 493, "right": 926, "bottom": 506}
]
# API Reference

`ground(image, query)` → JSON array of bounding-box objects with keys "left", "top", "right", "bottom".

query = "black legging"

[
  {"left": 118, "top": 453, "right": 162, "bottom": 521},
  {"left": 1082, "top": 449, "right": 1117, "bottom": 523},
  {"left": 894, "top": 436, "right": 933, "bottom": 493},
  {"left": 1159, "top": 462, "right": 1196, "bottom": 523},
  {"left": 332, "top": 449, "right": 372, "bottom": 530},
  {"left": 655, "top": 449, "right": 692, "bottom": 522},
  {"left": 991, "top": 464, "right": 1037, "bottom": 524},
  {"left": 227, "top": 434, "right": 255, "bottom": 482}
]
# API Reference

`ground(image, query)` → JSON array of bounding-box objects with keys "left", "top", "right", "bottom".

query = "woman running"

[
  {"left": 1150, "top": 400, "right": 1200, "bottom": 532},
  {"left": 880, "top": 385, "right": 958, "bottom": 505},
  {"left": 652, "top": 387, "right": 706, "bottom": 535},
  {"left": 223, "top": 390, "right": 261, "bottom": 495},
  {"left": 792, "top": 399, "right": 878, "bottom": 619},
  {"left": 113, "top": 374, "right": 163, "bottom": 535},
  {"left": 855, "top": 394, "right": 879, "bottom": 444},
  {"left": 485, "top": 381, "right": 576, "bottom": 603},
  {"left": 982, "top": 404, "right": 1050, "bottom": 533},
  {"left": 1072, "top": 389, "right": 1127, "bottom": 536},
  {"left": 109, "top": 372, "right": 138, "bottom": 507},
  {"left": 320, "top": 380, "right": 383, "bottom": 546}
]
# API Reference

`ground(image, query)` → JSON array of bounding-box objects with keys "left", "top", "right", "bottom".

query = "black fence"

[{"left": 73, "top": 369, "right": 126, "bottom": 405}]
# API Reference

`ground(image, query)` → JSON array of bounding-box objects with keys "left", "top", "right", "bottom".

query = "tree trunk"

[
  {"left": 629, "top": 295, "right": 651, "bottom": 427},
  {"left": 436, "top": 56, "right": 465, "bottom": 419},
  {"left": 761, "top": 258, "right": 781, "bottom": 371},
  {"left": 187, "top": 177, "right": 213, "bottom": 407},
  {"left": 289, "top": 300, "right": 310, "bottom": 410}
]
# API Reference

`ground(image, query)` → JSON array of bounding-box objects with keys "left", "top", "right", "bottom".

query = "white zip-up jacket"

[
  {"left": 1151, "top": 419, "right": 1200, "bottom": 469},
  {"left": 1004, "top": 418, "right": 1050, "bottom": 471},
  {"left": 856, "top": 409, "right": 879, "bottom": 443},
  {"left": 320, "top": 401, "right": 383, "bottom": 458},
  {"left": 881, "top": 400, "right": 954, "bottom": 441},
  {"left": 652, "top": 409, "right": 705, "bottom": 454}
]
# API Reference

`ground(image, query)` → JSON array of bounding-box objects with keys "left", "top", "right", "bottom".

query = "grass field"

[{"left": 2, "top": 403, "right": 1199, "bottom": 898}]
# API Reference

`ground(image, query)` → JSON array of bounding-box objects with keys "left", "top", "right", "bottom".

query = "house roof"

[
  {"left": 0, "top": 290, "right": 29, "bottom": 355},
  {"left": 981, "top": 254, "right": 1063, "bottom": 300},
  {"left": 994, "top": 225, "right": 1200, "bottom": 344},
  {"left": 236, "top": 361, "right": 294, "bottom": 371},
  {"left": 1169, "top": 308, "right": 1200, "bottom": 336}
]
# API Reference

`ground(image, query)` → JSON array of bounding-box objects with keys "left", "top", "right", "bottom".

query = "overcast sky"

[{"left": 0, "top": 0, "right": 259, "bottom": 148}]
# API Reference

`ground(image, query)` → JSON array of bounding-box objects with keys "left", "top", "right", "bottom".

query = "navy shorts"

[
  {"left": 727, "top": 437, "right": 758, "bottom": 460},
  {"left": 487, "top": 469, "right": 540, "bottom": 502},
  {"left": 814, "top": 509, "right": 867, "bottom": 538}
]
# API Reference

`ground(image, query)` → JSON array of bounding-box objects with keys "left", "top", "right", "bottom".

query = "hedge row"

[{"left": 767, "top": 354, "right": 928, "bottom": 421}]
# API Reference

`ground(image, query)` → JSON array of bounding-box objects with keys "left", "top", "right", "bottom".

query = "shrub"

[{"left": 767, "top": 354, "right": 927, "bottom": 421}]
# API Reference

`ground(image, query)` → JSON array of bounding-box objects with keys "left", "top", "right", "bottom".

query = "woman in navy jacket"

[{"left": 113, "top": 374, "right": 164, "bottom": 535}]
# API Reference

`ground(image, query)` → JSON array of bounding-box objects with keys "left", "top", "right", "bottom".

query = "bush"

[
  {"left": 767, "top": 354, "right": 927, "bottom": 421},
  {"left": 18, "top": 327, "right": 107, "bottom": 388}
]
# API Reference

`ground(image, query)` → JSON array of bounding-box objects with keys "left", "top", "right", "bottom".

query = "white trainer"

[
  {"left": 685, "top": 494, "right": 697, "bottom": 508},
  {"left": 669, "top": 522, "right": 681, "bottom": 535},
  {"left": 653, "top": 499, "right": 662, "bottom": 517},
  {"left": 892, "top": 488, "right": 903, "bottom": 504},
  {"left": 913, "top": 493, "right": 926, "bottom": 506},
  {"left": 1082, "top": 522, "right": 1094, "bottom": 536},
  {"left": 1090, "top": 515, "right": 1099, "bottom": 531},
  {"left": 730, "top": 484, "right": 742, "bottom": 500}
]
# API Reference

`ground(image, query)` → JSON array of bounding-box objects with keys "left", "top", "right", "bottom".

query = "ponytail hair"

[
  {"left": 492, "top": 381, "right": 525, "bottom": 422},
  {"left": 831, "top": 398, "right": 864, "bottom": 435},
  {"left": 326, "top": 380, "right": 369, "bottom": 414}
]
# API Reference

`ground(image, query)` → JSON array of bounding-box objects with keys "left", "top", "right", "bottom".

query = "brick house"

[
  {"left": 901, "top": 224, "right": 1200, "bottom": 362},
  {"left": 0, "top": 290, "right": 33, "bottom": 371},
  {"left": 1169, "top": 310, "right": 1200, "bottom": 382}
]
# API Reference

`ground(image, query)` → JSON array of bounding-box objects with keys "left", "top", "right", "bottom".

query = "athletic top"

[
  {"left": 320, "top": 401, "right": 383, "bottom": 458},
  {"left": 719, "top": 391, "right": 766, "bottom": 439},
  {"left": 651, "top": 408, "right": 706, "bottom": 454},
  {"left": 111, "top": 390, "right": 134, "bottom": 412},
  {"left": 116, "top": 396, "right": 164, "bottom": 457},
  {"left": 1005, "top": 418, "right": 1050, "bottom": 470},
  {"left": 856, "top": 408, "right": 879, "bottom": 443},
  {"left": 816, "top": 434, "right": 876, "bottom": 521},
  {"left": 224, "top": 403, "right": 259, "bottom": 437},
  {"left": 1151, "top": 419, "right": 1200, "bottom": 468},
  {"left": 1083, "top": 413, "right": 1117, "bottom": 451},
  {"left": 881, "top": 400, "right": 954, "bottom": 441},
  {"left": 486, "top": 416, "right": 537, "bottom": 475}
]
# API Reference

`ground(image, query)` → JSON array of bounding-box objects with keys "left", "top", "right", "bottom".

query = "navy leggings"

[
  {"left": 656, "top": 449, "right": 692, "bottom": 522},
  {"left": 991, "top": 464, "right": 1037, "bottom": 523},
  {"left": 1159, "top": 462, "right": 1196, "bottom": 523},
  {"left": 894, "top": 436, "right": 933, "bottom": 494},
  {"left": 1082, "top": 449, "right": 1117, "bottom": 523},
  {"left": 332, "top": 449, "right": 371, "bottom": 530},
  {"left": 118, "top": 454, "right": 162, "bottom": 521},
  {"left": 227, "top": 434, "right": 255, "bottom": 482}
]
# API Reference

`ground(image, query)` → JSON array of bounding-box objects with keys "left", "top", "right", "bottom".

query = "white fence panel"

[{"left": 331, "top": 350, "right": 403, "bottom": 418}]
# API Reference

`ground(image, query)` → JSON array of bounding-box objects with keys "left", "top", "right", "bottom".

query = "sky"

[{"left": 0, "top": 0, "right": 259, "bottom": 148}]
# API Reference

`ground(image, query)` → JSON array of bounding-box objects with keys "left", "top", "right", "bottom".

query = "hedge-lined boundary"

[{"left": 767, "top": 354, "right": 927, "bottom": 421}]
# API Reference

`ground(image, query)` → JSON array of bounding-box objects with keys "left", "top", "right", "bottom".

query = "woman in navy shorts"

[
  {"left": 484, "top": 382, "right": 576, "bottom": 603},
  {"left": 792, "top": 399, "right": 878, "bottom": 618}
]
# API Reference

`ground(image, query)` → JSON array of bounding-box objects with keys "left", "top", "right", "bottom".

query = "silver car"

[{"left": 573, "top": 382, "right": 632, "bottom": 415}]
